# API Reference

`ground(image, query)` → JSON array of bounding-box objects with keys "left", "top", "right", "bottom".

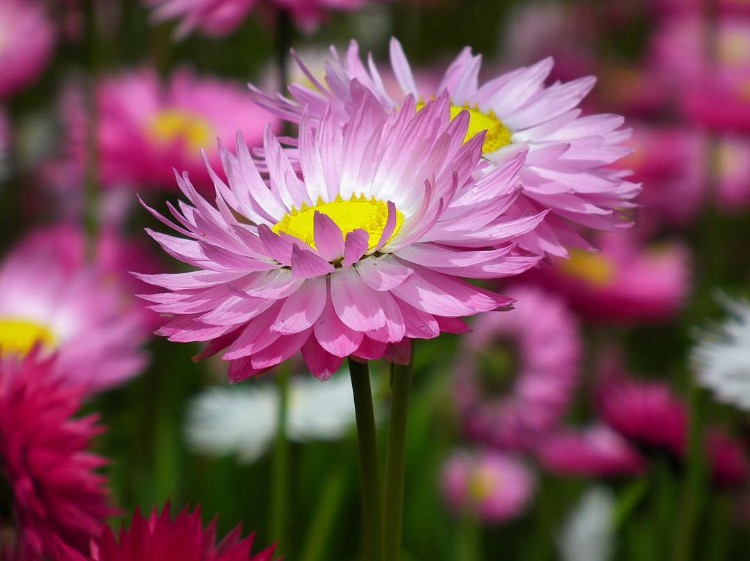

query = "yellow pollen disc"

[
  {"left": 0, "top": 319, "right": 57, "bottom": 357},
  {"left": 148, "top": 109, "right": 214, "bottom": 153},
  {"left": 417, "top": 101, "right": 513, "bottom": 154},
  {"left": 559, "top": 250, "right": 616, "bottom": 288},
  {"left": 468, "top": 467, "right": 498, "bottom": 503},
  {"left": 272, "top": 195, "right": 404, "bottom": 254}
]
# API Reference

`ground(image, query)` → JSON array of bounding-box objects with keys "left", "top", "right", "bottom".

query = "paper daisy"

[
  {"left": 54, "top": 504, "right": 275, "bottom": 561},
  {"left": 140, "top": 90, "right": 544, "bottom": 381},
  {"left": 0, "top": 354, "right": 113, "bottom": 560},
  {"left": 455, "top": 285, "right": 581, "bottom": 452},
  {"left": 186, "top": 372, "right": 356, "bottom": 463},
  {"left": 0, "top": 230, "right": 149, "bottom": 394},
  {"left": 692, "top": 295, "right": 750, "bottom": 412},
  {"left": 251, "top": 38, "right": 640, "bottom": 257}
]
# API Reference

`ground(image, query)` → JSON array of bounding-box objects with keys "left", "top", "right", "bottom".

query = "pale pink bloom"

[
  {"left": 0, "top": 0, "right": 55, "bottom": 100},
  {"left": 144, "top": 0, "right": 377, "bottom": 37},
  {"left": 616, "top": 125, "right": 704, "bottom": 227},
  {"left": 139, "top": 92, "right": 544, "bottom": 381},
  {"left": 535, "top": 232, "right": 690, "bottom": 324},
  {"left": 251, "top": 38, "right": 640, "bottom": 257},
  {"left": 440, "top": 449, "right": 535, "bottom": 523},
  {"left": 596, "top": 379, "right": 688, "bottom": 457},
  {"left": 456, "top": 285, "right": 581, "bottom": 452},
  {"left": 536, "top": 424, "right": 646, "bottom": 478},
  {"left": 0, "top": 230, "right": 149, "bottom": 394},
  {"left": 0, "top": 354, "right": 114, "bottom": 560},
  {"left": 63, "top": 67, "right": 277, "bottom": 191}
]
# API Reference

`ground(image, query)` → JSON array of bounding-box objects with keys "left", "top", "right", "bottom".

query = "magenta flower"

[
  {"left": 140, "top": 91, "right": 544, "bottom": 381},
  {"left": 53, "top": 505, "right": 275, "bottom": 561},
  {"left": 0, "top": 0, "right": 55, "bottom": 100},
  {"left": 535, "top": 231, "right": 690, "bottom": 324},
  {"left": 455, "top": 285, "right": 581, "bottom": 452},
  {"left": 596, "top": 379, "right": 688, "bottom": 457},
  {"left": 440, "top": 449, "right": 535, "bottom": 523},
  {"left": 706, "top": 428, "right": 749, "bottom": 489},
  {"left": 536, "top": 424, "right": 647, "bottom": 478},
  {"left": 0, "top": 354, "right": 114, "bottom": 560},
  {"left": 63, "top": 68, "right": 278, "bottom": 192},
  {"left": 144, "top": 0, "right": 377, "bottom": 37},
  {"left": 0, "top": 230, "right": 149, "bottom": 394},
  {"left": 252, "top": 38, "right": 640, "bottom": 257}
]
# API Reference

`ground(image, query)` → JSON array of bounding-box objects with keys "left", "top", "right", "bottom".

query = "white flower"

[
  {"left": 558, "top": 487, "right": 615, "bottom": 561},
  {"left": 185, "top": 371, "right": 356, "bottom": 463},
  {"left": 692, "top": 295, "right": 750, "bottom": 411}
]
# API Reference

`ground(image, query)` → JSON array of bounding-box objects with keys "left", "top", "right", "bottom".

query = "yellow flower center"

[
  {"left": 272, "top": 195, "right": 404, "bottom": 254},
  {"left": 417, "top": 101, "right": 513, "bottom": 154},
  {"left": 468, "top": 466, "right": 498, "bottom": 503},
  {"left": 0, "top": 318, "right": 57, "bottom": 357},
  {"left": 559, "top": 250, "right": 616, "bottom": 287},
  {"left": 148, "top": 109, "right": 213, "bottom": 153}
]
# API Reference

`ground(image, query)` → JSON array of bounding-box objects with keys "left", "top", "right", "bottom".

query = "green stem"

[
  {"left": 269, "top": 365, "right": 291, "bottom": 554},
  {"left": 83, "top": 0, "right": 100, "bottom": 258},
  {"left": 382, "top": 361, "right": 413, "bottom": 561},
  {"left": 348, "top": 359, "right": 383, "bottom": 561},
  {"left": 299, "top": 457, "right": 350, "bottom": 561},
  {"left": 455, "top": 513, "right": 481, "bottom": 561}
]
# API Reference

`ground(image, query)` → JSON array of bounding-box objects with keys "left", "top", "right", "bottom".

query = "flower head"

[
  {"left": 140, "top": 89, "right": 543, "bottom": 381},
  {"left": 0, "top": 229, "right": 149, "bottom": 394},
  {"left": 0, "top": 354, "right": 113, "bottom": 560},
  {"left": 186, "top": 372, "right": 356, "bottom": 463},
  {"left": 692, "top": 295, "right": 750, "bottom": 411},
  {"left": 53, "top": 504, "right": 275, "bottom": 561},
  {"left": 456, "top": 285, "right": 581, "bottom": 451},
  {"left": 0, "top": 0, "right": 55, "bottom": 100},
  {"left": 251, "top": 38, "right": 640, "bottom": 257},
  {"left": 440, "top": 449, "right": 535, "bottom": 523},
  {"left": 64, "top": 68, "right": 278, "bottom": 192}
]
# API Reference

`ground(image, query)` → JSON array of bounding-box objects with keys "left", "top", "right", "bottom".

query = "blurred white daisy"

[
  {"left": 185, "top": 371, "right": 356, "bottom": 463},
  {"left": 692, "top": 295, "right": 750, "bottom": 411},
  {"left": 558, "top": 487, "right": 615, "bottom": 561}
]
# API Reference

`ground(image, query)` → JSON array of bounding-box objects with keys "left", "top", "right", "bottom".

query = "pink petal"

[
  {"left": 272, "top": 277, "right": 327, "bottom": 334},
  {"left": 313, "top": 211, "right": 345, "bottom": 262},
  {"left": 291, "top": 246, "right": 335, "bottom": 279}
]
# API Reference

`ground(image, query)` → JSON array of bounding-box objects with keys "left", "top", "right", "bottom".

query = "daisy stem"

[
  {"left": 383, "top": 361, "right": 413, "bottom": 561},
  {"left": 348, "top": 359, "right": 383, "bottom": 561},
  {"left": 455, "top": 513, "right": 481, "bottom": 561},
  {"left": 269, "top": 363, "right": 291, "bottom": 554}
]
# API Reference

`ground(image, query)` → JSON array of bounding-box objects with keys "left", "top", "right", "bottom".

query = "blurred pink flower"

[
  {"left": 440, "top": 449, "right": 535, "bottom": 524},
  {"left": 252, "top": 38, "right": 640, "bottom": 257},
  {"left": 535, "top": 232, "right": 691, "bottom": 324},
  {"left": 63, "top": 68, "right": 278, "bottom": 192},
  {"left": 139, "top": 93, "right": 543, "bottom": 381},
  {"left": 596, "top": 379, "right": 688, "bottom": 457},
  {"left": 144, "top": 0, "right": 379, "bottom": 37},
  {"left": 54, "top": 504, "right": 275, "bottom": 561},
  {"left": 0, "top": 0, "right": 55, "bottom": 100},
  {"left": 616, "top": 125, "right": 704, "bottom": 227},
  {"left": 682, "top": 72, "right": 750, "bottom": 134},
  {"left": 456, "top": 285, "right": 581, "bottom": 452},
  {"left": 0, "top": 354, "right": 114, "bottom": 561},
  {"left": 654, "top": 0, "right": 750, "bottom": 16},
  {"left": 706, "top": 428, "right": 750, "bottom": 489},
  {"left": 0, "top": 230, "right": 150, "bottom": 394},
  {"left": 715, "top": 136, "right": 750, "bottom": 211},
  {"left": 536, "top": 424, "right": 646, "bottom": 478}
]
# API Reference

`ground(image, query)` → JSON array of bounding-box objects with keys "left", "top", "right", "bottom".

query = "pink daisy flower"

[
  {"left": 596, "top": 379, "right": 688, "bottom": 457},
  {"left": 536, "top": 424, "right": 647, "bottom": 478},
  {"left": 53, "top": 504, "right": 275, "bottom": 561},
  {"left": 251, "top": 38, "right": 640, "bottom": 257},
  {"left": 63, "top": 67, "right": 278, "bottom": 192},
  {"left": 0, "top": 230, "right": 149, "bottom": 394},
  {"left": 440, "top": 449, "right": 535, "bottom": 523},
  {"left": 144, "top": 0, "right": 377, "bottom": 38},
  {"left": 455, "top": 285, "right": 581, "bottom": 452},
  {"left": 0, "top": 0, "right": 55, "bottom": 100},
  {"left": 139, "top": 90, "right": 545, "bottom": 381},
  {"left": 706, "top": 428, "right": 750, "bottom": 489},
  {"left": 534, "top": 232, "right": 690, "bottom": 324},
  {"left": 0, "top": 354, "right": 113, "bottom": 560}
]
